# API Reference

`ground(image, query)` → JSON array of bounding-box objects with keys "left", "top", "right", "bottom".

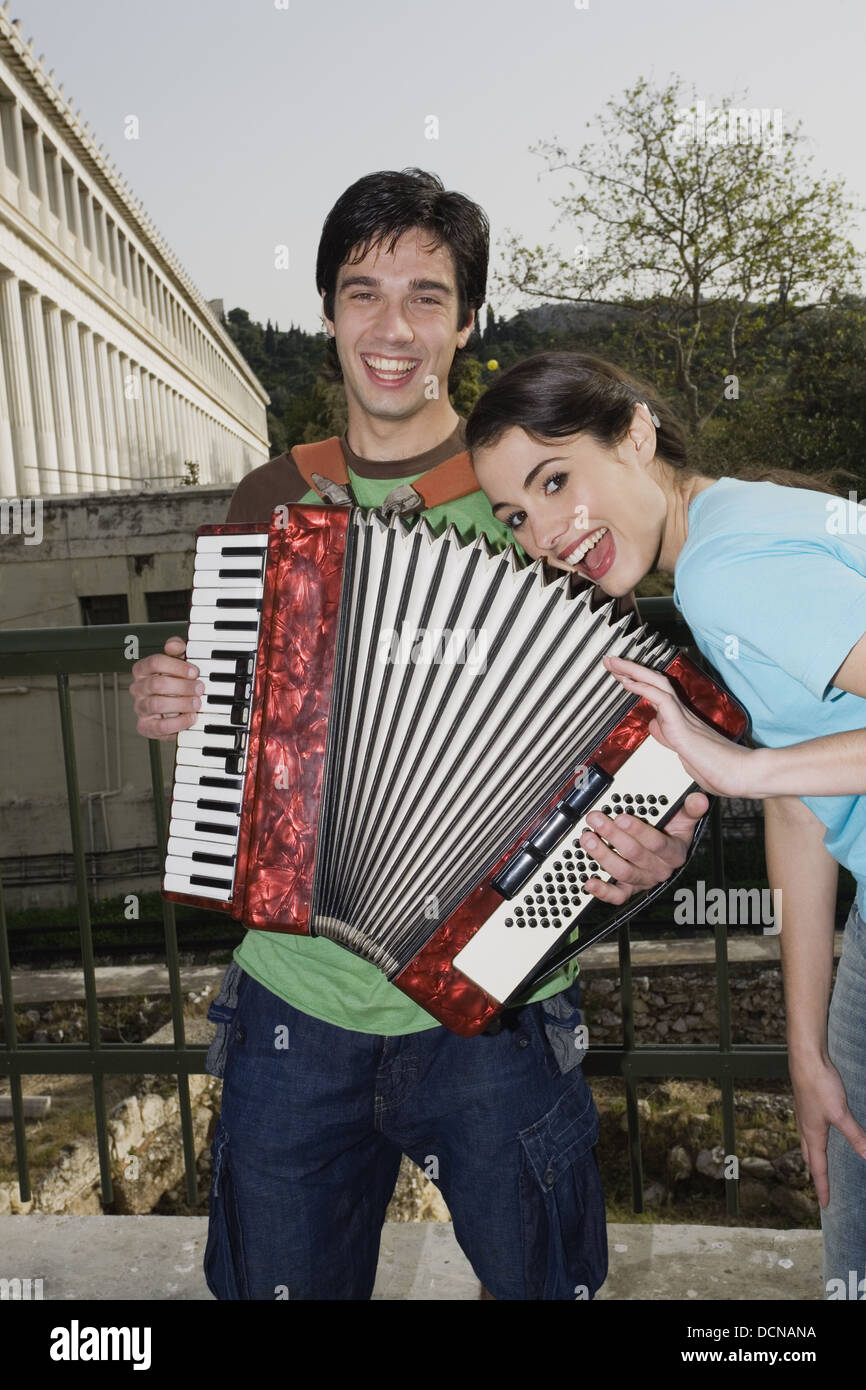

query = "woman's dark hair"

[
  {"left": 465, "top": 351, "right": 853, "bottom": 497},
  {"left": 316, "top": 168, "right": 488, "bottom": 392}
]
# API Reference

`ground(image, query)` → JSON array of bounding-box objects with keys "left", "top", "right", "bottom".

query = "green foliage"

[{"left": 496, "top": 75, "right": 863, "bottom": 436}]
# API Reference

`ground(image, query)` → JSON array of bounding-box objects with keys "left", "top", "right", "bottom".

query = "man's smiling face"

[{"left": 323, "top": 228, "right": 474, "bottom": 424}]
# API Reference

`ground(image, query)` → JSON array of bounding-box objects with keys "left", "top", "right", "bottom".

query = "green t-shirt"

[{"left": 232, "top": 424, "right": 581, "bottom": 1032}]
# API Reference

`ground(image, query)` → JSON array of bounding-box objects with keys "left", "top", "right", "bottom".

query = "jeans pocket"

[
  {"left": 203, "top": 1119, "right": 250, "bottom": 1300},
  {"left": 205, "top": 962, "right": 247, "bottom": 1079},
  {"left": 518, "top": 1076, "right": 607, "bottom": 1299},
  {"left": 540, "top": 979, "right": 587, "bottom": 1075}
]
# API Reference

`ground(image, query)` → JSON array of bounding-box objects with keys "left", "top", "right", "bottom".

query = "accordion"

[{"left": 163, "top": 505, "right": 747, "bottom": 1035}]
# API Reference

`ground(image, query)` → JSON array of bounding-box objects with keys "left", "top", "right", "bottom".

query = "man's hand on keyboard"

[
  {"left": 580, "top": 791, "right": 709, "bottom": 906},
  {"left": 130, "top": 637, "right": 203, "bottom": 740}
]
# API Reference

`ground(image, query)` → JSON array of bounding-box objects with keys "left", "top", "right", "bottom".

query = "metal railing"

[{"left": 0, "top": 610, "right": 790, "bottom": 1218}]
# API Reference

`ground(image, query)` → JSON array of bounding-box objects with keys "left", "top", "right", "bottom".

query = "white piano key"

[
  {"left": 168, "top": 816, "right": 241, "bottom": 851},
  {"left": 171, "top": 801, "right": 240, "bottom": 829},
  {"left": 188, "top": 604, "right": 262, "bottom": 627},
  {"left": 188, "top": 622, "right": 259, "bottom": 644},
  {"left": 194, "top": 552, "right": 267, "bottom": 571},
  {"left": 196, "top": 533, "right": 269, "bottom": 553},
  {"left": 190, "top": 586, "right": 264, "bottom": 605},
  {"left": 185, "top": 639, "right": 256, "bottom": 661},
  {"left": 177, "top": 728, "right": 240, "bottom": 752},
  {"left": 171, "top": 782, "right": 240, "bottom": 810},
  {"left": 188, "top": 709, "right": 249, "bottom": 734},
  {"left": 172, "top": 764, "right": 244, "bottom": 789},
  {"left": 167, "top": 833, "right": 237, "bottom": 863},
  {"left": 451, "top": 739, "right": 694, "bottom": 1003},
  {"left": 175, "top": 746, "right": 247, "bottom": 774},
  {"left": 164, "top": 872, "right": 233, "bottom": 902}
]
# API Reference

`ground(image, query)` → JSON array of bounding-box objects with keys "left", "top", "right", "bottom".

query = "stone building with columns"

[
  {"left": 0, "top": 9, "right": 276, "bottom": 910},
  {"left": 0, "top": 5, "right": 270, "bottom": 499}
]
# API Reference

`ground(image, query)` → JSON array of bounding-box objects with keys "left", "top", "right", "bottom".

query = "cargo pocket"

[
  {"left": 203, "top": 1118, "right": 250, "bottom": 1300},
  {"left": 518, "top": 1075, "right": 608, "bottom": 1300},
  {"left": 205, "top": 961, "right": 247, "bottom": 1079},
  {"left": 540, "top": 978, "right": 587, "bottom": 1076}
]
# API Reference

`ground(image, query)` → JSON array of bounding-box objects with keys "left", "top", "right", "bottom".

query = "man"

[{"left": 131, "top": 169, "right": 708, "bottom": 1299}]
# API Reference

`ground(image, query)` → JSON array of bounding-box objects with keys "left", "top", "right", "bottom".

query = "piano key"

[
  {"left": 188, "top": 604, "right": 262, "bottom": 627},
  {"left": 168, "top": 817, "right": 242, "bottom": 851},
  {"left": 185, "top": 641, "right": 255, "bottom": 663},
  {"left": 195, "top": 534, "right": 269, "bottom": 553},
  {"left": 189, "top": 707, "right": 249, "bottom": 733},
  {"left": 167, "top": 834, "right": 237, "bottom": 865},
  {"left": 164, "top": 872, "right": 233, "bottom": 902},
  {"left": 188, "top": 622, "right": 259, "bottom": 643},
  {"left": 177, "top": 727, "right": 243, "bottom": 753},
  {"left": 190, "top": 587, "right": 264, "bottom": 606},
  {"left": 171, "top": 801, "right": 240, "bottom": 829},
  {"left": 165, "top": 853, "right": 235, "bottom": 880},
  {"left": 171, "top": 783, "right": 240, "bottom": 812},
  {"left": 175, "top": 745, "right": 247, "bottom": 776},
  {"left": 172, "top": 765, "right": 243, "bottom": 791},
  {"left": 194, "top": 551, "right": 266, "bottom": 571}
]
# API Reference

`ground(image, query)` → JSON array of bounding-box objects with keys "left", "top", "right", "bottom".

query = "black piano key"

[
  {"left": 219, "top": 545, "right": 267, "bottom": 556},
  {"left": 218, "top": 567, "right": 263, "bottom": 579},
  {"left": 194, "top": 820, "right": 237, "bottom": 837},
  {"left": 192, "top": 850, "right": 236, "bottom": 866},
  {"left": 200, "top": 775, "right": 243, "bottom": 790},
  {"left": 214, "top": 621, "right": 258, "bottom": 632},
  {"left": 196, "top": 798, "right": 240, "bottom": 813},
  {"left": 190, "top": 873, "right": 234, "bottom": 889},
  {"left": 209, "top": 649, "right": 255, "bottom": 663},
  {"left": 215, "top": 597, "right": 262, "bottom": 610}
]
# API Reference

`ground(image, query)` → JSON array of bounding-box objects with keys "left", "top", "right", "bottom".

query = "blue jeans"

[
  {"left": 203, "top": 967, "right": 607, "bottom": 1300},
  {"left": 822, "top": 899, "right": 866, "bottom": 1298}
]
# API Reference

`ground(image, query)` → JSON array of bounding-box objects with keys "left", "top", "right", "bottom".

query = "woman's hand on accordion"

[
  {"left": 602, "top": 654, "right": 756, "bottom": 798},
  {"left": 130, "top": 637, "right": 203, "bottom": 740}
]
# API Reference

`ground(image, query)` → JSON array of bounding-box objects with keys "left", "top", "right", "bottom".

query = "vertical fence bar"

[
  {"left": 56, "top": 673, "right": 114, "bottom": 1207},
  {"left": 710, "top": 796, "right": 739, "bottom": 1218},
  {"left": 149, "top": 738, "right": 198, "bottom": 1206},
  {"left": 0, "top": 869, "right": 31, "bottom": 1202},
  {"left": 618, "top": 920, "right": 645, "bottom": 1212}
]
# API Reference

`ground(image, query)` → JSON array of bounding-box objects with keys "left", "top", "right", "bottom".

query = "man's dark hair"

[{"left": 316, "top": 168, "right": 489, "bottom": 390}]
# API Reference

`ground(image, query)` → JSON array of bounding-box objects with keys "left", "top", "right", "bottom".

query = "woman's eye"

[
  {"left": 504, "top": 510, "right": 526, "bottom": 531},
  {"left": 542, "top": 472, "right": 566, "bottom": 495}
]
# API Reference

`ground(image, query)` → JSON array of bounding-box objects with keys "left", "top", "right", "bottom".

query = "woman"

[{"left": 465, "top": 351, "right": 866, "bottom": 1299}]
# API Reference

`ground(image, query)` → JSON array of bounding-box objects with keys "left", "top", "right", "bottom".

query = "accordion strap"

[
  {"left": 291, "top": 437, "right": 479, "bottom": 511},
  {"left": 513, "top": 802, "right": 714, "bottom": 1000}
]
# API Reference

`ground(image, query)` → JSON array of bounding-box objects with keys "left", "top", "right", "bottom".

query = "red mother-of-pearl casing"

[{"left": 165, "top": 509, "right": 749, "bottom": 1036}]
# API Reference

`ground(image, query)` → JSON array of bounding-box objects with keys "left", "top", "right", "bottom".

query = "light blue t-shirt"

[{"left": 673, "top": 477, "right": 866, "bottom": 915}]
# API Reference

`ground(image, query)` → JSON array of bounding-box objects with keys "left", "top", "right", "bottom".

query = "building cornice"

[{"left": 0, "top": 3, "right": 269, "bottom": 406}]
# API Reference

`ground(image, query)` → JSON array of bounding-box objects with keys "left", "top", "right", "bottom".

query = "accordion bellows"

[{"left": 164, "top": 506, "right": 747, "bottom": 1035}]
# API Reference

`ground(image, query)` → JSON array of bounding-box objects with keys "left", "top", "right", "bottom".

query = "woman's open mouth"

[{"left": 559, "top": 527, "right": 615, "bottom": 579}]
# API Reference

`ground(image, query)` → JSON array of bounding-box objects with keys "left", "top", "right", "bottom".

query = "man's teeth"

[
  {"left": 569, "top": 527, "right": 607, "bottom": 563},
  {"left": 363, "top": 356, "right": 418, "bottom": 376}
]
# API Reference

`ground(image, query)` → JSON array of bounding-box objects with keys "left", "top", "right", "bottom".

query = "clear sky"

[{"left": 10, "top": 0, "right": 866, "bottom": 332}]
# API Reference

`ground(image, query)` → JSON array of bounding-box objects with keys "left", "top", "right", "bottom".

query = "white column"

[
  {"left": 141, "top": 372, "right": 161, "bottom": 480},
  {"left": 133, "top": 365, "right": 152, "bottom": 481},
  {"left": 63, "top": 315, "right": 95, "bottom": 491},
  {"left": 122, "top": 354, "right": 144, "bottom": 482},
  {"left": 0, "top": 273, "right": 38, "bottom": 492},
  {"left": 50, "top": 148, "right": 65, "bottom": 226},
  {"left": 107, "top": 345, "right": 131, "bottom": 483},
  {"left": 42, "top": 302, "right": 77, "bottom": 494},
  {"left": 33, "top": 128, "right": 50, "bottom": 209},
  {"left": 10, "top": 100, "right": 28, "bottom": 199},
  {"left": 89, "top": 334, "right": 118, "bottom": 490},
  {"left": 0, "top": 328, "right": 17, "bottom": 494},
  {"left": 21, "top": 287, "right": 61, "bottom": 493},
  {"left": 161, "top": 383, "right": 180, "bottom": 482}
]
